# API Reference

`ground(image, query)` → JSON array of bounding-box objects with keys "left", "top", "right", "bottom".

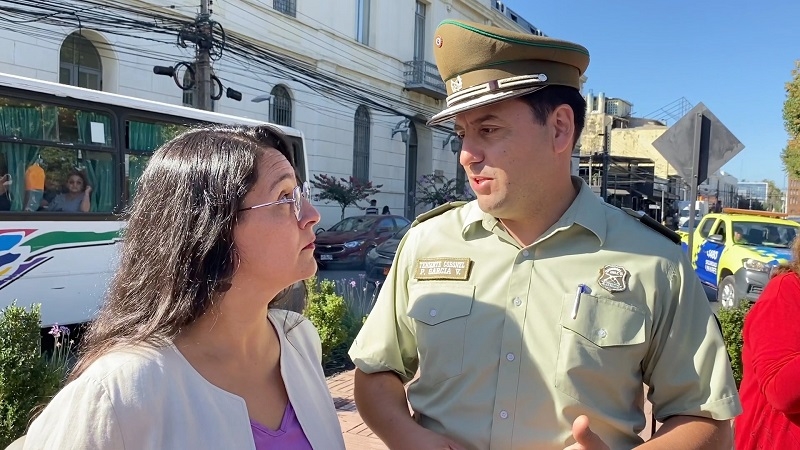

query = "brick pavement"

[{"left": 326, "top": 369, "right": 660, "bottom": 448}]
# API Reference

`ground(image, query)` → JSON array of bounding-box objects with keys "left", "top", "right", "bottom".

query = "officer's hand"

[{"left": 563, "top": 415, "right": 610, "bottom": 450}]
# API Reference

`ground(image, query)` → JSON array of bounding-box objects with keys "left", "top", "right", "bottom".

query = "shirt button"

[
  {"left": 597, "top": 328, "right": 608, "bottom": 339},
  {"left": 506, "top": 353, "right": 515, "bottom": 362},
  {"left": 429, "top": 309, "right": 438, "bottom": 317},
  {"left": 513, "top": 297, "right": 522, "bottom": 306},
  {"left": 499, "top": 410, "right": 509, "bottom": 419},
  {"left": 522, "top": 250, "right": 530, "bottom": 257}
]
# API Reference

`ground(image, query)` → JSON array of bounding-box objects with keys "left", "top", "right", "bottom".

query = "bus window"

[
  {"left": 0, "top": 96, "right": 114, "bottom": 147},
  {"left": 124, "top": 119, "right": 189, "bottom": 202},
  {"left": 1, "top": 97, "right": 115, "bottom": 213},
  {"left": 14, "top": 147, "right": 115, "bottom": 213}
]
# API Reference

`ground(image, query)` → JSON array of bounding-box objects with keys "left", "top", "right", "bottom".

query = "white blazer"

[{"left": 23, "top": 309, "right": 345, "bottom": 450}]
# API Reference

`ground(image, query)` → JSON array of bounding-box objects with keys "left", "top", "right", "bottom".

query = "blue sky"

[{"left": 504, "top": 0, "right": 799, "bottom": 188}]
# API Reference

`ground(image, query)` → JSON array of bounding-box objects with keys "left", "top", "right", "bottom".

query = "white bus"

[{"left": 0, "top": 72, "right": 309, "bottom": 326}]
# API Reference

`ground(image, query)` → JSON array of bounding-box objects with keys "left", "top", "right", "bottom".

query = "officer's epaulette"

[
  {"left": 412, "top": 201, "right": 468, "bottom": 226},
  {"left": 621, "top": 207, "right": 682, "bottom": 245}
]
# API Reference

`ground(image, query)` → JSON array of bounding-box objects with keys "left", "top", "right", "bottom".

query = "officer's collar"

[{"left": 461, "top": 177, "right": 607, "bottom": 245}]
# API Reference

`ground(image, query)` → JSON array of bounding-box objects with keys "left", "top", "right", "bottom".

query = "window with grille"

[
  {"left": 270, "top": 85, "right": 293, "bottom": 127},
  {"left": 352, "top": 105, "right": 371, "bottom": 183},
  {"left": 274, "top": 0, "right": 296, "bottom": 17},
  {"left": 59, "top": 32, "right": 102, "bottom": 91},
  {"left": 413, "top": 1, "right": 426, "bottom": 61},
  {"left": 356, "top": 0, "right": 371, "bottom": 45},
  {"left": 182, "top": 70, "right": 195, "bottom": 108}
]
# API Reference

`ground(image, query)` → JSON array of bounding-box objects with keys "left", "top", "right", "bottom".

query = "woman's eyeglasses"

[{"left": 238, "top": 182, "right": 311, "bottom": 221}]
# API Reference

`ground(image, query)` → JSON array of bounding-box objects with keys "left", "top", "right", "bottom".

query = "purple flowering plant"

[
  {"left": 47, "top": 322, "right": 74, "bottom": 381},
  {"left": 335, "top": 274, "right": 379, "bottom": 321}
]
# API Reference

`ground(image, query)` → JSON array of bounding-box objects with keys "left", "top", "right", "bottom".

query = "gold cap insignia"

[{"left": 598, "top": 265, "right": 629, "bottom": 293}]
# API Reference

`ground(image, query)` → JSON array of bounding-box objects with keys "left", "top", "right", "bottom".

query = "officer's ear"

[{"left": 550, "top": 104, "right": 574, "bottom": 156}]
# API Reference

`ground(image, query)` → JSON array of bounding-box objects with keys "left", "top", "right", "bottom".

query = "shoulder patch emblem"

[{"left": 598, "top": 265, "right": 629, "bottom": 293}]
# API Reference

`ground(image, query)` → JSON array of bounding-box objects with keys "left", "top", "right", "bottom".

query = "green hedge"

[
  {"left": 717, "top": 301, "right": 754, "bottom": 388},
  {"left": 0, "top": 303, "right": 63, "bottom": 448}
]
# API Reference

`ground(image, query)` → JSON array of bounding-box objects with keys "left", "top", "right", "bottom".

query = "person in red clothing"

[{"left": 735, "top": 236, "right": 800, "bottom": 449}]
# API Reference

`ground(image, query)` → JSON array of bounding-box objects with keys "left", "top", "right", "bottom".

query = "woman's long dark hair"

[{"left": 69, "top": 124, "right": 298, "bottom": 381}]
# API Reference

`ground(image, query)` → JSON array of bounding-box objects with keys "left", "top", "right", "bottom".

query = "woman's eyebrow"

[{"left": 267, "top": 172, "right": 295, "bottom": 193}]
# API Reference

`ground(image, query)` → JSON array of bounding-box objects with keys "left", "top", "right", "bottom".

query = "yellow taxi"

[{"left": 681, "top": 208, "right": 799, "bottom": 308}]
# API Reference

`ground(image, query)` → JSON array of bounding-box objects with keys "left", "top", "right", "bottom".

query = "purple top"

[{"left": 250, "top": 401, "right": 312, "bottom": 450}]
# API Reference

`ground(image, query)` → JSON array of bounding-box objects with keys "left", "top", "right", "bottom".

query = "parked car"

[
  {"left": 681, "top": 208, "right": 799, "bottom": 308},
  {"left": 314, "top": 214, "right": 411, "bottom": 269},
  {"left": 365, "top": 222, "right": 411, "bottom": 284}
]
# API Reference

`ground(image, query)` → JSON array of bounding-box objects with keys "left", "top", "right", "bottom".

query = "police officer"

[{"left": 349, "top": 19, "right": 740, "bottom": 450}]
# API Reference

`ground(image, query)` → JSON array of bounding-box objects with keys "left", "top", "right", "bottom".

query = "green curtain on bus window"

[
  {"left": 75, "top": 111, "right": 112, "bottom": 146},
  {"left": 84, "top": 154, "right": 114, "bottom": 212},
  {"left": 126, "top": 154, "right": 150, "bottom": 201},
  {"left": 75, "top": 112, "right": 114, "bottom": 211},
  {"left": 128, "top": 121, "right": 161, "bottom": 152},
  {"left": 0, "top": 106, "right": 46, "bottom": 211},
  {"left": 126, "top": 121, "right": 166, "bottom": 202}
]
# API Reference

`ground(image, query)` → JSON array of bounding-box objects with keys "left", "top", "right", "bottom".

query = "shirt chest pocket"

[
  {"left": 406, "top": 283, "right": 475, "bottom": 386},
  {"left": 555, "top": 293, "right": 647, "bottom": 410}
]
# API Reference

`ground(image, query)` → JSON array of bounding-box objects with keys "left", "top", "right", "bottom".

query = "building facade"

[
  {"left": 698, "top": 171, "right": 738, "bottom": 212},
  {"left": 0, "top": 0, "right": 539, "bottom": 227},
  {"left": 737, "top": 181, "right": 769, "bottom": 203},
  {"left": 787, "top": 176, "right": 800, "bottom": 216}
]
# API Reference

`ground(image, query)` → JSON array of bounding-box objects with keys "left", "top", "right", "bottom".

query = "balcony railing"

[{"left": 404, "top": 60, "right": 446, "bottom": 100}]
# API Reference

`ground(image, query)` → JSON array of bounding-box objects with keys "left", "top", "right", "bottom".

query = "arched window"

[
  {"left": 270, "top": 85, "right": 292, "bottom": 127},
  {"left": 352, "top": 105, "right": 371, "bottom": 183},
  {"left": 182, "top": 70, "right": 195, "bottom": 108},
  {"left": 59, "top": 32, "right": 102, "bottom": 90}
]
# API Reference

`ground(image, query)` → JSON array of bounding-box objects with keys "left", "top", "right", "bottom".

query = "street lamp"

[
  {"left": 442, "top": 132, "right": 462, "bottom": 155},
  {"left": 391, "top": 118, "right": 410, "bottom": 143}
]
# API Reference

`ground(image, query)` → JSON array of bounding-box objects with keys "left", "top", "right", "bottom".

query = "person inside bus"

[
  {"left": 46, "top": 170, "right": 92, "bottom": 213},
  {"left": 22, "top": 125, "right": 345, "bottom": 449},
  {"left": 0, "top": 173, "right": 10, "bottom": 211}
]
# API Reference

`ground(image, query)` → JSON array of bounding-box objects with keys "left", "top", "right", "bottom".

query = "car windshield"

[
  {"left": 732, "top": 221, "right": 799, "bottom": 248},
  {"left": 393, "top": 223, "right": 411, "bottom": 238},
  {"left": 329, "top": 216, "right": 378, "bottom": 232}
]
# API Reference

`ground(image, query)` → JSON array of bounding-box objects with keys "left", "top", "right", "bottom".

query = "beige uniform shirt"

[{"left": 349, "top": 178, "right": 741, "bottom": 450}]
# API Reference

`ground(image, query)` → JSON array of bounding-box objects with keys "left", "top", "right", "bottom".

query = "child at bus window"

[
  {"left": 48, "top": 171, "right": 92, "bottom": 213},
  {"left": 22, "top": 125, "right": 344, "bottom": 450}
]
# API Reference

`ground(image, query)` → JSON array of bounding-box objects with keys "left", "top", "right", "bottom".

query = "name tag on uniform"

[{"left": 414, "top": 257, "right": 472, "bottom": 281}]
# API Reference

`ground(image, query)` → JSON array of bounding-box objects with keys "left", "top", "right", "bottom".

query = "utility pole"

[
  {"left": 195, "top": 0, "right": 213, "bottom": 111},
  {"left": 599, "top": 127, "right": 610, "bottom": 201}
]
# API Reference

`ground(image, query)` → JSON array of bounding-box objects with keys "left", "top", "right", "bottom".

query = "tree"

[
  {"left": 782, "top": 61, "right": 800, "bottom": 178},
  {"left": 415, "top": 173, "right": 475, "bottom": 209},
  {"left": 763, "top": 179, "right": 784, "bottom": 212},
  {"left": 310, "top": 173, "right": 382, "bottom": 220}
]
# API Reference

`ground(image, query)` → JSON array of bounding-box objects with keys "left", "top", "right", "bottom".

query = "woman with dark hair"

[
  {"left": 381, "top": 205, "right": 390, "bottom": 215},
  {"left": 735, "top": 236, "right": 800, "bottom": 448},
  {"left": 48, "top": 170, "right": 91, "bottom": 212},
  {"left": 23, "top": 125, "right": 345, "bottom": 449}
]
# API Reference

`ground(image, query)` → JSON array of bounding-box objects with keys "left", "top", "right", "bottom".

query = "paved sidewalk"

[
  {"left": 326, "top": 369, "right": 659, "bottom": 448},
  {"left": 327, "top": 370, "right": 387, "bottom": 449}
]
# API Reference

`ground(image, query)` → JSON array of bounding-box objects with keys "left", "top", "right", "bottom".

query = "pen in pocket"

[{"left": 571, "top": 284, "right": 591, "bottom": 320}]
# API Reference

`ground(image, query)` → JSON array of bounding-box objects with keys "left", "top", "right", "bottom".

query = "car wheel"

[{"left": 718, "top": 275, "right": 739, "bottom": 308}]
